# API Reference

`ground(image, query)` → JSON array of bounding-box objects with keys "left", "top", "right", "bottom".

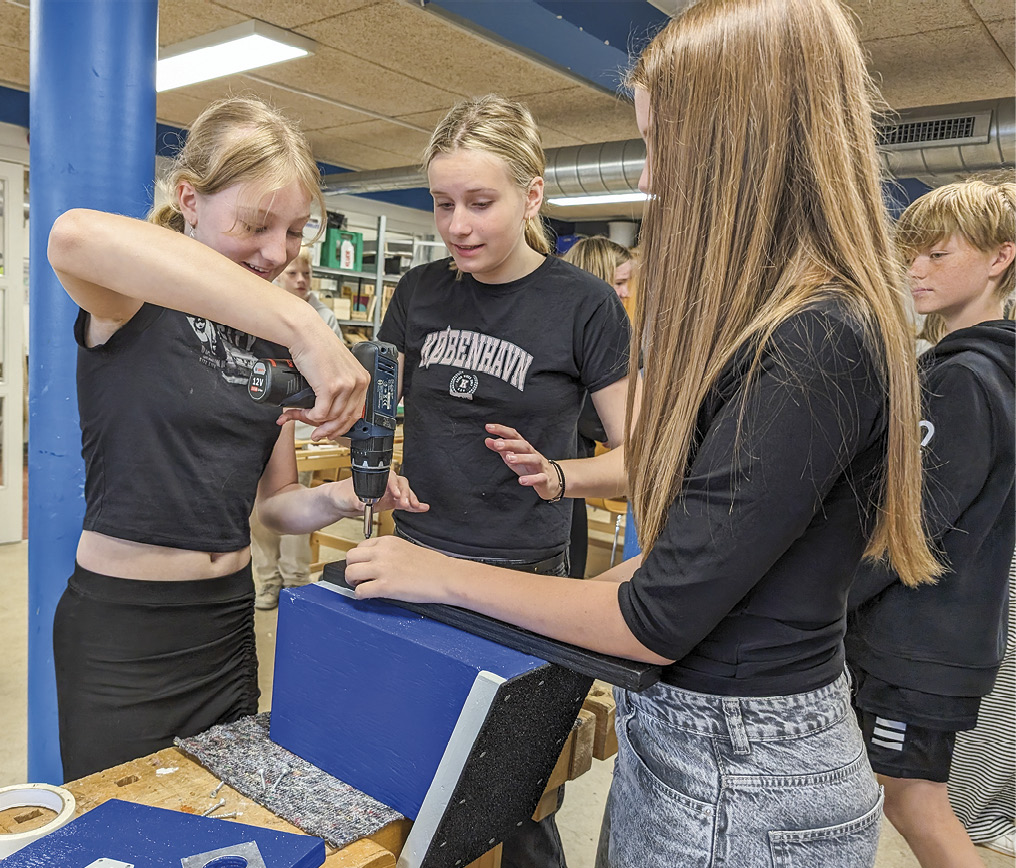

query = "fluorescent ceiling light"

[
  {"left": 546, "top": 192, "right": 649, "bottom": 207},
  {"left": 157, "top": 21, "right": 315, "bottom": 93}
]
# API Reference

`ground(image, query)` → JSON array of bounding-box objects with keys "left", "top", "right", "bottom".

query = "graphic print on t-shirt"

[
  {"left": 419, "top": 326, "right": 534, "bottom": 393},
  {"left": 187, "top": 316, "right": 261, "bottom": 385}
]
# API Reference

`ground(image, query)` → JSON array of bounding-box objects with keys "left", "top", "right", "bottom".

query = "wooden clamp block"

[
  {"left": 582, "top": 681, "right": 618, "bottom": 761},
  {"left": 568, "top": 708, "right": 597, "bottom": 781},
  {"left": 271, "top": 583, "right": 591, "bottom": 868}
]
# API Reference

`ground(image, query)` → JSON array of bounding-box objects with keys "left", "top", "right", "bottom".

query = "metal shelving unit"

[
  {"left": 312, "top": 214, "right": 388, "bottom": 334},
  {"left": 311, "top": 217, "right": 446, "bottom": 337}
]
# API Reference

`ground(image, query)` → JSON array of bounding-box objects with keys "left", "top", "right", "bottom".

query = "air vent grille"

[{"left": 878, "top": 116, "right": 978, "bottom": 146}]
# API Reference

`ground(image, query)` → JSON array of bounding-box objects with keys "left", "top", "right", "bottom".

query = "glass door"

[{"left": 0, "top": 159, "right": 25, "bottom": 542}]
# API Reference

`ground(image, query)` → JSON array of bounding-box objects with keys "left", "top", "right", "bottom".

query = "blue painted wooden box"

[{"left": 270, "top": 582, "right": 591, "bottom": 868}]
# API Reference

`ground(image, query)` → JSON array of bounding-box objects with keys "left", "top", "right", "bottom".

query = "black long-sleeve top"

[{"left": 619, "top": 299, "right": 888, "bottom": 696}]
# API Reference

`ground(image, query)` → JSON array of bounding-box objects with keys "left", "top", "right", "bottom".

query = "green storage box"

[{"left": 322, "top": 228, "right": 364, "bottom": 271}]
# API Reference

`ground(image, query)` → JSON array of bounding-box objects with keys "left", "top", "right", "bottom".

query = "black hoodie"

[{"left": 847, "top": 320, "right": 1015, "bottom": 708}]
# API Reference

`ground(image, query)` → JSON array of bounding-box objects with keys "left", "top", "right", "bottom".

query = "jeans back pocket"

[{"left": 768, "top": 787, "right": 884, "bottom": 868}]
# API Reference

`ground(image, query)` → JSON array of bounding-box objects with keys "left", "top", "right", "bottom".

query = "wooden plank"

[
  {"left": 582, "top": 681, "right": 618, "bottom": 761},
  {"left": 64, "top": 748, "right": 409, "bottom": 868},
  {"left": 466, "top": 843, "right": 502, "bottom": 868},
  {"left": 531, "top": 786, "right": 562, "bottom": 824},
  {"left": 296, "top": 447, "right": 351, "bottom": 473},
  {"left": 568, "top": 708, "right": 596, "bottom": 781},
  {"left": 325, "top": 838, "right": 396, "bottom": 868},
  {"left": 544, "top": 733, "right": 573, "bottom": 794}
]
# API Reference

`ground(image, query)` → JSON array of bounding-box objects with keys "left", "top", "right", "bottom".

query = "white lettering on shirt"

[{"left": 418, "top": 327, "right": 534, "bottom": 392}]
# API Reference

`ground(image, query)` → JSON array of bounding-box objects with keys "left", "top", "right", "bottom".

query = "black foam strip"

[{"left": 420, "top": 664, "right": 592, "bottom": 868}]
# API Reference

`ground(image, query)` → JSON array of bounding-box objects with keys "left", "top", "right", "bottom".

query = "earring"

[{"left": 186, "top": 223, "right": 196, "bottom": 238}]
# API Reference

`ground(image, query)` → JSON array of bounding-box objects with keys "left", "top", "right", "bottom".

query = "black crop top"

[{"left": 75, "top": 304, "right": 287, "bottom": 552}]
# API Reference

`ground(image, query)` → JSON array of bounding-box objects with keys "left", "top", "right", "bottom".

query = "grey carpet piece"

[{"left": 176, "top": 712, "right": 403, "bottom": 848}]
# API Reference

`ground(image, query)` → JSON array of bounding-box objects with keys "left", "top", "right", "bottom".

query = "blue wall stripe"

[{"left": 0, "top": 84, "right": 29, "bottom": 127}]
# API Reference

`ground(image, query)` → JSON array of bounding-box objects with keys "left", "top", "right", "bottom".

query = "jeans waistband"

[
  {"left": 620, "top": 672, "right": 852, "bottom": 742},
  {"left": 394, "top": 527, "right": 567, "bottom": 574}
]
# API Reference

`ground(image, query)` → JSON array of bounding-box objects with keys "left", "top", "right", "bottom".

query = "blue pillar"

[
  {"left": 622, "top": 503, "right": 640, "bottom": 561},
  {"left": 28, "top": 0, "right": 157, "bottom": 783}
]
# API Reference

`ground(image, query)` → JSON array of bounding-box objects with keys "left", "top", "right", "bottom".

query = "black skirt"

[{"left": 54, "top": 562, "right": 259, "bottom": 782}]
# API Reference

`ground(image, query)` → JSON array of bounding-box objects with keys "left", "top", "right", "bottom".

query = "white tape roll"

[{"left": 0, "top": 783, "right": 77, "bottom": 858}]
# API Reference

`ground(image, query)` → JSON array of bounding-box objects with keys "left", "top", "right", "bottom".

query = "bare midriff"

[{"left": 77, "top": 530, "right": 250, "bottom": 581}]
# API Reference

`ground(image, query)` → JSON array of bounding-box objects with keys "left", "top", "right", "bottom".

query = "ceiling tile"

[
  {"left": 0, "top": 3, "right": 28, "bottom": 51},
  {"left": 968, "top": 0, "right": 1016, "bottom": 21},
  {"left": 156, "top": 90, "right": 219, "bottom": 130},
  {"left": 250, "top": 46, "right": 459, "bottom": 118},
  {"left": 170, "top": 73, "right": 368, "bottom": 130},
  {"left": 866, "top": 24, "right": 1015, "bottom": 107},
  {"left": 0, "top": 47, "right": 28, "bottom": 89},
  {"left": 322, "top": 119, "right": 432, "bottom": 162},
  {"left": 213, "top": 0, "right": 379, "bottom": 30},
  {"left": 395, "top": 109, "right": 452, "bottom": 132},
  {"left": 983, "top": 17, "right": 1015, "bottom": 66},
  {"left": 846, "top": 0, "right": 977, "bottom": 41},
  {"left": 158, "top": 1, "right": 247, "bottom": 48},
  {"left": 539, "top": 128, "right": 588, "bottom": 149},
  {"left": 303, "top": 1, "right": 583, "bottom": 98},
  {"left": 522, "top": 89, "right": 639, "bottom": 144},
  {"left": 307, "top": 128, "right": 415, "bottom": 171}
]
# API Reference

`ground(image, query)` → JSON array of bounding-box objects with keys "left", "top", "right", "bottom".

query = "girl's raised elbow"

[{"left": 47, "top": 209, "right": 90, "bottom": 269}]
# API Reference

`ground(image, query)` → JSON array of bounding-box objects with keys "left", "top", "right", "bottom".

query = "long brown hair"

[
  {"left": 424, "top": 94, "right": 551, "bottom": 255},
  {"left": 625, "top": 0, "right": 939, "bottom": 587},
  {"left": 897, "top": 179, "right": 1016, "bottom": 344},
  {"left": 150, "top": 96, "right": 325, "bottom": 238}
]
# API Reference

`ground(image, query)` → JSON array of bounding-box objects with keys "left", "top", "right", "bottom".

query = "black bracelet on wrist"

[{"left": 545, "top": 459, "right": 566, "bottom": 503}]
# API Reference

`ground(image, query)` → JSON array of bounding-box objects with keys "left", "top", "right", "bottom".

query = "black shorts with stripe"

[
  {"left": 855, "top": 709, "right": 957, "bottom": 782},
  {"left": 848, "top": 665, "right": 983, "bottom": 782}
]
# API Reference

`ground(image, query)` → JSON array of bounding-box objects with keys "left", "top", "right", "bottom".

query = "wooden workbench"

[{"left": 60, "top": 684, "right": 616, "bottom": 868}]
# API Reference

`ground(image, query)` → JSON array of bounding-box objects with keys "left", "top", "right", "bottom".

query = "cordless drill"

[{"left": 247, "top": 340, "right": 399, "bottom": 539}]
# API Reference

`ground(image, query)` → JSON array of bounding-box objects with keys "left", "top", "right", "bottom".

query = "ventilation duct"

[
  {"left": 321, "top": 100, "right": 1013, "bottom": 198},
  {"left": 878, "top": 99, "right": 1015, "bottom": 186}
]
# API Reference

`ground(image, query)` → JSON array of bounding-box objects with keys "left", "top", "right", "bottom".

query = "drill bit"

[{"left": 363, "top": 502, "right": 374, "bottom": 539}]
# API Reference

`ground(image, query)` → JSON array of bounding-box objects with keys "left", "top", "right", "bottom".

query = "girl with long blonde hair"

[{"left": 347, "top": 2, "right": 939, "bottom": 863}]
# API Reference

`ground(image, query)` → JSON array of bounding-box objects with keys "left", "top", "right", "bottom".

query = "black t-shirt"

[
  {"left": 618, "top": 299, "right": 888, "bottom": 696},
  {"left": 76, "top": 304, "right": 286, "bottom": 552},
  {"left": 379, "top": 256, "right": 630, "bottom": 559}
]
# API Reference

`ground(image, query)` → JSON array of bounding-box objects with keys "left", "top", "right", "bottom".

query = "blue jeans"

[{"left": 595, "top": 673, "right": 883, "bottom": 868}]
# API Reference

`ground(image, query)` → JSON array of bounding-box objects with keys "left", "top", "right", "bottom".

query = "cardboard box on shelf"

[{"left": 333, "top": 297, "right": 352, "bottom": 320}]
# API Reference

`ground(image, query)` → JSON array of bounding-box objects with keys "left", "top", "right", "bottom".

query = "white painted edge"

[
  {"left": 397, "top": 670, "right": 505, "bottom": 868},
  {"left": 316, "top": 579, "right": 357, "bottom": 600},
  {"left": 0, "top": 783, "right": 77, "bottom": 858}
]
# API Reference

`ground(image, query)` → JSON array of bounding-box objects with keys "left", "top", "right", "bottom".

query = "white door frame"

[{"left": 0, "top": 158, "right": 26, "bottom": 543}]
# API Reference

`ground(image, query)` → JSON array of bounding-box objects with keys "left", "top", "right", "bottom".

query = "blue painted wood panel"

[
  {"left": 270, "top": 584, "right": 546, "bottom": 819},
  {"left": 1, "top": 799, "right": 324, "bottom": 867}
]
